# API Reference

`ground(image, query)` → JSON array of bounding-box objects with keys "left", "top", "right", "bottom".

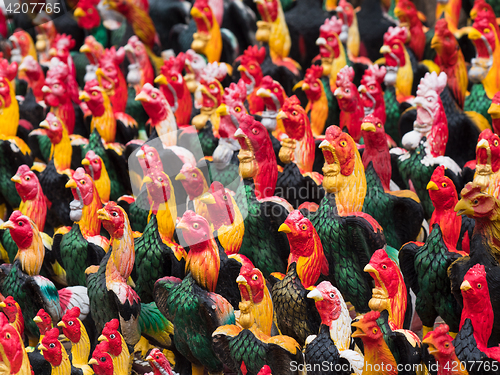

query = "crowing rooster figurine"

[{"left": 423, "top": 324, "right": 468, "bottom": 375}]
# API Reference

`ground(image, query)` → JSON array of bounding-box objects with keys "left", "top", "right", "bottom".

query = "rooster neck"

[
  {"left": 19, "top": 187, "right": 47, "bottom": 231},
  {"left": 79, "top": 189, "right": 102, "bottom": 238},
  {"left": 339, "top": 104, "right": 364, "bottom": 143},
  {"left": 474, "top": 218, "right": 500, "bottom": 262},
  {"left": 395, "top": 47, "right": 413, "bottom": 99},
  {"left": 332, "top": 149, "right": 366, "bottom": 215},
  {"left": 106, "top": 217, "right": 135, "bottom": 282},
  {"left": 185, "top": 238, "right": 220, "bottom": 292},
  {"left": 294, "top": 121, "right": 315, "bottom": 173},
  {"left": 0, "top": 81, "right": 19, "bottom": 137},
  {"left": 268, "top": 5, "right": 291, "bottom": 60},
  {"left": 90, "top": 94, "right": 116, "bottom": 143},
  {"left": 14, "top": 226, "right": 45, "bottom": 276},
  {"left": 326, "top": 297, "right": 351, "bottom": 351},
  {"left": 51, "top": 128, "right": 72, "bottom": 173},
  {"left": 70, "top": 323, "right": 91, "bottom": 369},
  {"left": 461, "top": 301, "right": 493, "bottom": 348},
  {"left": 152, "top": 110, "right": 178, "bottom": 148},
  {"left": 482, "top": 31, "right": 500, "bottom": 99},
  {"left": 248, "top": 285, "right": 273, "bottom": 336},
  {"left": 363, "top": 339, "right": 398, "bottom": 375}
]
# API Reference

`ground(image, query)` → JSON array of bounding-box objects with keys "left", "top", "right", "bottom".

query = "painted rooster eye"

[
  {"left": 444, "top": 343, "right": 450, "bottom": 348},
  {"left": 377, "top": 123, "right": 381, "bottom": 128},
  {"left": 151, "top": 93, "right": 157, "bottom": 99},
  {"left": 156, "top": 355, "right": 160, "bottom": 359},
  {"left": 223, "top": 195, "right": 228, "bottom": 201},
  {"left": 274, "top": 88, "right": 279, "bottom": 93},
  {"left": 112, "top": 211, "right": 118, "bottom": 217},
  {"left": 5, "top": 333, "right": 10, "bottom": 339},
  {"left": 478, "top": 283, "right": 482, "bottom": 288},
  {"left": 495, "top": 140, "right": 499, "bottom": 147},
  {"left": 148, "top": 152, "right": 154, "bottom": 157},
  {"left": 0, "top": 83, "right": 4, "bottom": 88},
  {"left": 101, "top": 357, "right": 106, "bottom": 362},
  {"left": 329, "top": 292, "right": 335, "bottom": 298},
  {"left": 292, "top": 111, "right": 298, "bottom": 116},
  {"left": 301, "top": 224, "right": 307, "bottom": 230},
  {"left": 234, "top": 107, "right": 241, "bottom": 112},
  {"left": 18, "top": 221, "right": 23, "bottom": 226},
  {"left": 382, "top": 265, "right": 387, "bottom": 269},
  {"left": 327, "top": 37, "right": 333, "bottom": 42},
  {"left": 25, "top": 176, "right": 30, "bottom": 181},
  {"left": 209, "top": 84, "right": 215, "bottom": 90},
  {"left": 345, "top": 89, "right": 350, "bottom": 93},
  {"left": 171, "top": 76, "right": 177, "bottom": 81},
  {"left": 393, "top": 44, "right": 399, "bottom": 50},
  {"left": 372, "top": 328, "right": 378, "bottom": 334},
  {"left": 252, "top": 274, "right": 258, "bottom": 281},
  {"left": 369, "top": 85, "right": 375, "bottom": 90},
  {"left": 442, "top": 182, "right": 447, "bottom": 187},
  {"left": 340, "top": 140, "right": 347, "bottom": 147},
  {"left": 80, "top": 180, "right": 86, "bottom": 185},
  {"left": 203, "top": 7, "right": 209, "bottom": 11},
  {"left": 68, "top": 321, "right": 74, "bottom": 326},
  {"left": 249, "top": 65, "right": 255, "bottom": 70},
  {"left": 485, "top": 28, "right": 490, "bottom": 34},
  {"left": 193, "top": 223, "right": 199, "bottom": 229},
  {"left": 474, "top": 199, "right": 479, "bottom": 204},
  {"left": 92, "top": 91, "right": 98, "bottom": 96},
  {"left": 192, "top": 173, "right": 197, "bottom": 178},
  {"left": 158, "top": 177, "right": 163, "bottom": 182},
  {"left": 53, "top": 84, "right": 59, "bottom": 88},
  {"left": 110, "top": 334, "right": 115, "bottom": 339},
  {"left": 49, "top": 343, "right": 55, "bottom": 348},
  {"left": 252, "top": 128, "right": 259, "bottom": 135},
  {"left": 52, "top": 122, "right": 58, "bottom": 127}
]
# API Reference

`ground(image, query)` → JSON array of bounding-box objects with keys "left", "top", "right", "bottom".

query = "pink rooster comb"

[
  {"left": 305, "top": 65, "right": 323, "bottom": 80},
  {"left": 223, "top": 80, "right": 247, "bottom": 104},
  {"left": 383, "top": 26, "right": 409, "bottom": 44},
  {"left": 320, "top": 15, "right": 343, "bottom": 35},
  {"left": 161, "top": 53, "right": 186, "bottom": 76},
  {"left": 238, "top": 45, "right": 266, "bottom": 65},
  {"left": 200, "top": 61, "right": 227, "bottom": 82},
  {"left": 364, "top": 65, "right": 386, "bottom": 84},
  {"left": 335, "top": 66, "right": 355, "bottom": 88}
]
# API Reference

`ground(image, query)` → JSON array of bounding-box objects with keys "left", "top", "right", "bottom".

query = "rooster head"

[
  {"left": 237, "top": 45, "right": 265, "bottom": 88},
  {"left": 236, "top": 263, "right": 266, "bottom": 304},
  {"left": 427, "top": 166, "right": 458, "bottom": 210},
  {"left": 124, "top": 36, "right": 149, "bottom": 66},
  {"left": 98, "top": 319, "right": 123, "bottom": 357},
  {"left": 18, "top": 55, "right": 42, "bottom": 81},
  {"left": 0, "top": 58, "right": 17, "bottom": 108},
  {"left": 455, "top": 182, "right": 499, "bottom": 219},
  {"left": 143, "top": 169, "right": 172, "bottom": 205},
  {"left": 49, "top": 34, "right": 75, "bottom": 62},
  {"left": 43, "top": 63, "right": 69, "bottom": 107},
  {"left": 414, "top": 71, "right": 447, "bottom": 127},
  {"left": 254, "top": 0, "right": 278, "bottom": 23},
  {"left": 351, "top": 310, "right": 383, "bottom": 342},
  {"left": 277, "top": 95, "right": 308, "bottom": 141},
  {"left": 89, "top": 341, "right": 114, "bottom": 375},
  {"left": 334, "top": 66, "right": 359, "bottom": 111},
  {"left": 97, "top": 202, "right": 126, "bottom": 239},
  {"left": 9, "top": 29, "right": 34, "bottom": 60},
  {"left": 175, "top": 163, "right": 206, "bottom": 199},
  {"left": 336, "top": 0, "right": 354, "bottom": 27},
  {"left": 295, "top": 65, "right": 323, "bottom": 102},
  {"left": 97, "top": 46, "right": 126, "bottom": 91},
  {"left": 475, "top": 129, "right": 500, "bottom": 173},
  {"left": 12, "top": 164, "right": 41, "bottom": 201},
  {"left": 359, "top": 65, "right": 386, "bottom": 111},
  {"left": 40, "top": 328, "right": 63, "bottom": 366},
  {"left": 0, "top": 313, "right": 24, "bottom": 374},
  {"left": 146, "top": 348, "right": 174, "bottom": 375},
  {"left": 66, "top": 167, "right": 96, "bottom": 206},
  {"left": 256, "top": 76, "right": 286, "bottom": 111},
  {"left": 217, "top": 80, "right": 247, "bottom": 138},
  {"left": 461, "top": 263, "right": 489, "bottom": 307},
  {"left": 234, "top": 114, "right": 271, "bottom": 162},
  {"left": 58, "top": 307, "right": 82, "bottom": 344},
  {"left": 74, "top": 0, "right": 101, "bottom": 30},
  {"left": 321, "top": 125, "right": 356, "bottom": 177},
  {"left": 82, "top": 150, "right": 104, "bottom": 181},
  {"left": 176, "top": 210, "right": 211, "bottom": 246},
  {"left": 33, "top": 309, "right": 53, "bottom": 334},
  {"left": 380, "top": 26, "right": 408, "bottom": 68},
  {"left": 279, "top": 210, "right": 316, "bottom": 258},
  {"left": 156, "top": 53, "right": 187, "bottom": 110},
  {"left": 39, "top": 112, "right": 65, "bottom": 144},
  {"left": 431, "top": 19, "right": 458, "bottom": 62},
  {"left": 191, "top": 0, "right": 215, "bottom": 33},
  {"left": 488, "top": 92, "right": 500, "bottom": 120},
  {"left": 0, "top": 296, "right": 20, "bottom": 323},
  {"left": 135, "top": 83, "right": 172, "bottom": 122},
  {"left": 200, "top": 181, "right": 237, "bottom": 227},
  {"left": 361, "top": 114, "right": 386, "bottom": 147},
  {"left": 394, "top": 0, "right": 423, "bottom": 28},
  {"left": 307, "top": 281, "right": 344, "bottom": 325},
  {"left": 79, "top": 79, "right": 106, "bottom": 116},
  {"left": 0, "top": 211, "right": 34, "bottom": 250},
  {"left": 196, "top": 62, "right": 227, "bottom": 108},
  {"left": 136, "top": 144, "right": 163, "bottom": 175},
  {"left": 316, "top": 16, "right": 343, "bottom": 59},
  {"left": 469, "top": 13, "right": 497, "bottom": 60},
  {"left": 470, "top": 0, "right": 496, "bottom": 22},
  {"left": 422, "top": 324, "right": 455, "bottom": 359}
]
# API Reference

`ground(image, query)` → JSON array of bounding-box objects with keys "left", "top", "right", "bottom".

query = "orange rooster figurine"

[
  {"left": 423, "top": 324, "right": 468, "bottom": 375},
  {"left": 82, "top": 150, "right": 111, "bottom": 203},
  {"left": 191, "top": 0, "right": 222, "bottom": 63},
  {"left": 0, "top": 313, "right": 31, "bottom": 375}
]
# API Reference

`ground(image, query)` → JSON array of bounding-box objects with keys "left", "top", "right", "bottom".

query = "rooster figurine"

[
  {"left": 0, "top": 313, "right": 31, "bottom": 375},
  {"left": 191, "top": 0, "right": 222, "bottom": 63},
  {"left": 423, "top": 324, "right": 468, "bottom": 375},
  {"left": 236, "top": 45, "right": 266, "bottom": 115}
]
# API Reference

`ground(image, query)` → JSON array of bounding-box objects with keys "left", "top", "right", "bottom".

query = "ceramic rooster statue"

[
  {"left": 0, "top": 296, "right": 24, "bottom": 339},
  {"left": 365, "top": 249, "right": 409, "bottom": 330},
  {"left": 191, "top": 0, "right": 222, "bottom": 63},
  {"left": 393, "top": 0, "right": 428, "bottom": 61},
  {"left": 335, "top": 65, "right": 365, "bottom": 143},
  {"left": 359, "top": 64, "right": 388, "bottom": 125},
  {"left": 155, "top": 53, "right": 193, "bottom": 127},
  {"left": 0, "top": 313, "right": 31, "bottom": 375},
  {"left": 145, "top": 348, "right": 174, "bottom": 375},
  {"left": 305, "top": 281, "right": 364, "bottom": 375},
  {"left": 236, "top": 45, "right": 266, "bottom": 115},
  {"left": 431, "top": 19, "right": 468, "bottom": 109},
  {"left": 97, "top": 46, "right": 128, "bottom": 114},
  {"left": 402, "top": 71, "right": 449, "bottom": 158},
  {"left": 473, "top": 129, "right": 500, "bottom": 199},
  {"left": 82, "top": 150, "right": 111, "bottom": 204},
  {"left": 125, "top": 36, "right": 155, "bottom": 91},
  {"left": 0, "top": 58, "right": 19, "bottom": 138},
  {"left": 423, "top": 324, "right": 468, "bottom": 375},
  {"left": 18, "top": 55, "right": 45, "bottom": 103}
]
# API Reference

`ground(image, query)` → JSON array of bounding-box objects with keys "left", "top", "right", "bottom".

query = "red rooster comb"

[
  {"left": 45, "top": 327, "right": 60, "bottom": 340},
  {"left": 433, "top": 323, "right": 450, "bottom": 336},
  {"left": 431, "top": 165, "right": 446, "bottom": 180},
  {"left": 223, "top": 80, "right": 247, "bottom": 103},
  {"left": 281, "top": 95, "right": 301, "bottom": 111},
  {"left": 362, "top": 310, "right": 381, "bottom": 322},
  {"left": 383, "top": 26, "right": 408, "bottom": 44},
  {"left": 52, "top": 34, "right": 75, "bottom": 50},
  {"left": 200, "top": 61, "right": 227, "bottom": 82},
  {"left": 104, "top": 319, "right": 119, "bottom": 331},
  {"left": 320, "top": 16, "right": 343, "bottom": 34},
  {"left": 434, "top": 19, "right": 449, "bottom": 34},
  {"left": 460, "top": 182, "right": 484, "bottom": 199},
  {"left": 100, "top": 46, "right": 125, "bottom": 65},
  {"left": 72, "top": 167, "right": 88, "bottom": 181},
  {"left": 15, "top": 164, "right": 31, "bottom": 176},
  {"left": 305, "top": 65, "right": 323, "bottom": 80},
  {"left": 0, "top": 58, "right": 17, "bottom": 81},
  {"left": 64, "top": 307, "right": 81, "bottom": 319},
  {"left": 162, "top": 53, "right": 186, "bottom": 76},
  {"left": 84, "top": 79, "right": 101, "bottom": 91},
  {"left": 364, "top": 64, "right": 386, "bottom": 84},
  {"left": 362, "top": 114, "right": 382, "bottom": 126},
  {"left": 46, "top": 61, "right": 69, "bottom": 80},
  {"left": 336, "top": 66, "right": 355, "bottom": 88},
  {"left": 193, "top": 0, "right": 210, "bottom": 9},
  {"left": 240, "top": 45, "right": 266, "bottom": 65}
]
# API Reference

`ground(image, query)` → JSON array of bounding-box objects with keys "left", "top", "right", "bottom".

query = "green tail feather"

[
  {"left": 139, "top": 301, "right": 174, "bottom": 348},
  {"left": 464, "top": 84, "right": 492, "bottom": 124}
]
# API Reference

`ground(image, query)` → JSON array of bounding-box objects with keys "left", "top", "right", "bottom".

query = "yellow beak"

[
  {"left": 216, "top": 103, "right": 229, "bottom": 117},
  {"left": 39, "top": 344, "right": 47, "bottom": 351},
  {"left": 154, "top": 74, "right": 168, "bottom": 86},
  {"left": 460, "top": 280, "right": 472, "bottom": 291},
  {"left": 361, "top": 122, "right": 376, "bottom": 132},
  {"left": 81, "top": 158, "right": 90, "bottom": 166},
  {"left": 74, "top": 7, "right": 86, "bottom": 18},
  {"left": 292, "top": 80, "right": 304, "bottom": 91},
  {"left": 237, "top": 65, "right": 247, "bottom": 72},
  {"left": 65, "top": 179, "right": 77, "bottom": 189},
  {"left": 135, "top": 91, "right": 149, "bottom": 102},
  {"left": 307, "top": 288, "right": 323, "bottom": 301},
  {"left": 142, "top": 176, "right": 153, "bottom": 184},
  {"left": 488, "top": 103, "right": 500, "bottom": 118},
  {"left": 175, "top": 173, "right": 186, "bottom": 181},
  {"left": 79, "top": 44, "right": 91, "bottom": 53},
  {"left": 33, "top": 316, "right": 43, "bottom": 323},
  {"left": 98, "top": 334, "right": 107, "bottom": 342},
  {"left": 363, "top": 263, "right": 377, "bottom": 274},
  {"left": 276, "top": 111, "right": 288, "bottom": 120},
  {"left": 236, "top": 275, "right": 247, "bottom": 284},
  {"left": 380, "top": 45, "right": 391, "bottom": 54},
  {"left": 190, "top": 6, "right": 203, "bottom": 18},
  {"left": 278, "top": 223, "right": 291, "bottom": 233},
  {"left": 469, "top": 28, "right": 483, "bottom": 41},
  {"left": 454, "top": 198, "right": 472, "bottom": 216},
  {"left": 176, "top": 220, "right": 189, "bottom": 231},
  {"left": 430, "top": 35, "right": 440, "bottom": 50},
  {"left": 11, "top": 175, "right": 22, "bottom": 183},
  {"left": 39, "top": 120, "right": 50, "bottom": 129},
  {"left": 200, "top": 192, "right": 217, "bottom": 205},
  {"left": 426, "top": 181, "right": 439, "bottom": 191},
  {"left": 79, "top": 91, "right": 91, "bottom": 102},
  {"left": 57, "top": 321, "right": 66, "bottom": 328},
  {"left": 97, "top": 208, "right": 110, "bottom": 221},
  {"left": 0, "top": 221, "right": 15, "bottom": 230},
  {"left": 0, "top": 302, "right": 5, "bottom": 308},
  {"left": 89, "top": 358, "right": 98, "bottom": 365}
]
